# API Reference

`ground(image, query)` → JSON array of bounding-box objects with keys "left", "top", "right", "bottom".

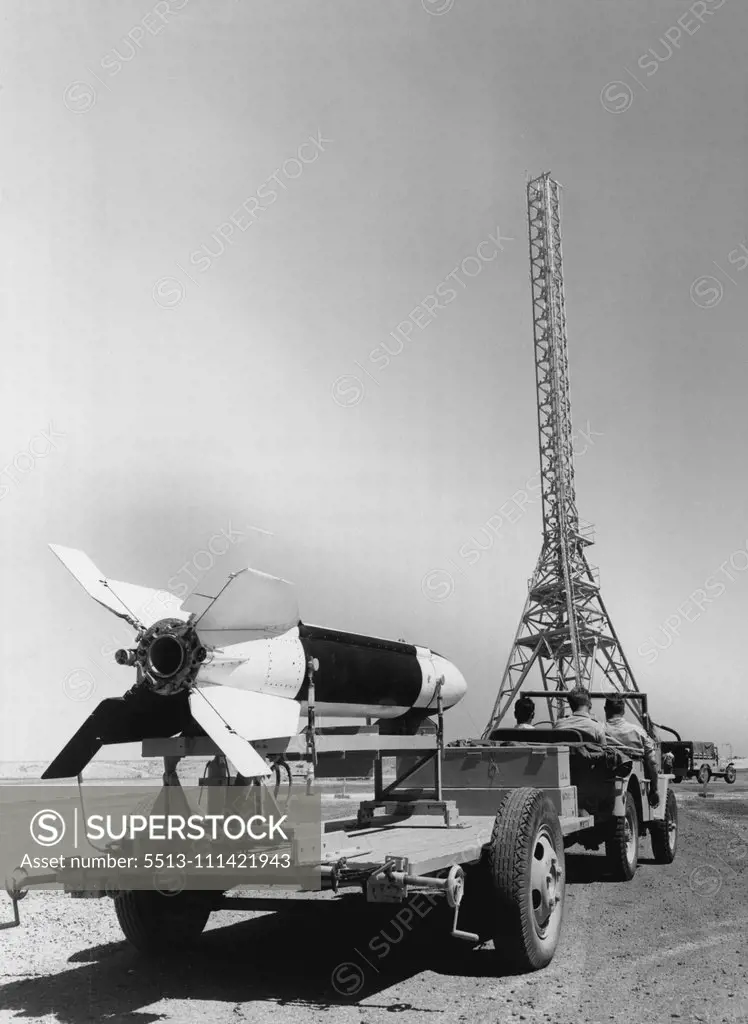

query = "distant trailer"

[{"left": 661, "top": 740, "right": 737, "bottom": 785}]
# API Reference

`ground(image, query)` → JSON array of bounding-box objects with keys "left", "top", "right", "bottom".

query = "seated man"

[
  {"left": 554, "top": 688, "right": 607, "bottom": 744},
  {"left": 513, "top": 695, "right": 536, "bottom": 730},
  {"left": 556, "top": 690, "right": 633, "bottom": 795},
  {"left": 604, "top": 697, "right": 660, "bottom": 806}
]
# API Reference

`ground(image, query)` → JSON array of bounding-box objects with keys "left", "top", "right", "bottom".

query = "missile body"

[
  {"left": 42, "top": 545, "right": 467, "bottom": 780},
  {"left": 198, "top": 622, "right": 466, "bottom": 718}
]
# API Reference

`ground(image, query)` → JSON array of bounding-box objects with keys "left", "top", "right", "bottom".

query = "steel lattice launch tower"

[{"left": 483, "top": 173, "right": 639, "bottom": 736}]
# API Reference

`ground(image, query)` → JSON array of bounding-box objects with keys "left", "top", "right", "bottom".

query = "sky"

[{"left": 0, "top": 0, "right": 746, "bottom": 762}]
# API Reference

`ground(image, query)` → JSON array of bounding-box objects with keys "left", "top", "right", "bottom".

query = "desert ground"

[{"left": 1, "top": 772, "right": 747, "bottom": 1024}]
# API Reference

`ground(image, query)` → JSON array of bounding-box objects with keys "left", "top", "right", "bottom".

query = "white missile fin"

[
  {"left": 192, "top": 684, "right": 301, "bottom": 742},
  {"left": 49, "top": 544, "right": 186, "bottom": 629},
  {"left": 188, "top": 691, "right": 272, "bottom": 778},
  {"left": 49, "top": 544, "right": 141, "bottom": 626},
  {"left": 183, "top": 567, "right": 299, "bottom": 638},
  {"left": 188, "top": 687, "right": 301, "bottom": 778},
  {"left": 104, "top": 580, "right": 187, "bottom": 628}
]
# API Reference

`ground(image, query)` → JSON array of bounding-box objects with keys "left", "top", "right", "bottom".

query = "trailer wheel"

[
  {"left": 650, "top": 789, "right": 678, "bottom": 864},
  {"left": 114, "top": 891, "right": 211, "bottom": 953},
  {"left": 487, "top": 787, "right": 565, "bottom": 972},
  {"left": 697, "top": 765, "right": 711, "bottom": 785},
  {"left": 605, "top": 790, "right": 639, "bottom": 881},
  {"left": 724, "top": 764, "right": 737, "bottom": 785}
]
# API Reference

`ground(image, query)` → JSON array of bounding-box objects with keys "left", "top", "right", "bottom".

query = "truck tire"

[
  {"left": 724, "top": 764, "right": 737, "bottom": 785},
  {"left": 672, "top": 776, "right": 683, "bottom": 784},
  {"left": 697, "top": 765, "right": 711, "bottom": 785},
  {"left": 650, "top": 789, "right": 678, "bottom": 864},
  {"left": 114, "top": 891, "right": 211, "bottom": 953},
  {"left": 487, "top": 787, "right": 565, "bottom": 972},
  {"left": 605, "top": 790, "right": 639, "bottom": 881}
]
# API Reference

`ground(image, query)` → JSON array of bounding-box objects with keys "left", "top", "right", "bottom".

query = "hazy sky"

[{"left": 1, "top": 0, "right": 746, "bottom": 761}]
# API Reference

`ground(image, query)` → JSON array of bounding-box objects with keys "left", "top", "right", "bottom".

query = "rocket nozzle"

[
  {"left": 147, "top": 634, "right": 186, "bottom": 679},
  {"left": 132, "top": 618, "right": 208, "bottom": 695}
]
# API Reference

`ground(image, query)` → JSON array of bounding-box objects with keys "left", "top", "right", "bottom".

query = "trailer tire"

[
  {"left": 114, "top": 891, "right": 211, "bottom": 953},
  {"left": 605, "top": 790, "right": 639, "bottom": 881},
  {"left": 487, "top": 787, "right": 565, "bottom": 972},
  {"left": 697, "top": 765, "right": 711, "bottom": 785},
  {"left": 650, "top": 789, "right": 678, "bottom": 864},
  {"left": 725, "top": 764, "right": 737, "bottom": 785}
]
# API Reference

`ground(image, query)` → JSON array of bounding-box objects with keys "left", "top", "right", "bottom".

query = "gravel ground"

[{"left": 1, "top": 778, "right": 747, "bottom": 1024}]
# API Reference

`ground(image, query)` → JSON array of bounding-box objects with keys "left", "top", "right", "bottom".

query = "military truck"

[{"left": 660, "top": 740, "right": 736, "bottom": 784}]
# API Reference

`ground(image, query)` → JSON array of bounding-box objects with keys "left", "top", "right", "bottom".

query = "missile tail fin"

[
  {"left": 49, "top": 544, "right": 140, "bottom": 626},
  {"left": 182, "top": 567, "right": 299, "bottom": 639},
  {"left": 41, "top": 698, "right": 144, "bottom": 779},
  {"left": 49, "top": 544, "right": 186, "bottom": 629},
  {"left": 41, "top": 715, "right": 105, "bottom": 779},
  {"left": 42, "top": 690, "right": 192, "bottom": 779},
  {"left": 188, "top": 687, "right": 301, "bottom": 778}
]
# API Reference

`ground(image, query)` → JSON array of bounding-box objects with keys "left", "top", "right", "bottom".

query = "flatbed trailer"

[{"left": 3, "top": 696, "right": 676, "bottom": 974}]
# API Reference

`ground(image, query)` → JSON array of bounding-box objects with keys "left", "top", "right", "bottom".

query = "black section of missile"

[{"left": 297, "top": 623, "right": 423, "bottom": 709}]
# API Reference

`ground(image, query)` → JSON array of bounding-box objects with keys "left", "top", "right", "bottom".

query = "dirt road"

[{"left": 1, "top": 782, "right": 747, "bottom": 1024}]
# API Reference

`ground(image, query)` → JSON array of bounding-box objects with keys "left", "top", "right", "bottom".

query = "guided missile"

[{"left": 43, "top": 545, "right": 467, "bottom": 779}]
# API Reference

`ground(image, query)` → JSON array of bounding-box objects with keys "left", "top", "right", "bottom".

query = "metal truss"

[{"left": 482, "top": 173, "right": 639, "bottom": 736}]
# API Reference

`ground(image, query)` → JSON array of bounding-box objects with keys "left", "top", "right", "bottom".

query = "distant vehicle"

[{"left": 660, "top": 740, "right": 737, "bottom": 785}]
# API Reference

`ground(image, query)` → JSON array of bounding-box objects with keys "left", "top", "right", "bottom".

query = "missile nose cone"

[{"left": 432, "top": 655, "right": 467, "bottom": 708}]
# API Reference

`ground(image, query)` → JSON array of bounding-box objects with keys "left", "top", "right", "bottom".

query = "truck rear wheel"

[
  {"left": 605, "top": 790, "right": 639, "bottom": 880},
  {"left": 697, "top": 765, "right": 711, "bottom": 785},
  {"left": 487, "top": 787, "right": 565, "bottom": 972},
  {"left": 650, "top": 788, "right": 678, "bottom": 864},
  {"left": 114, "top": 891, "right": 211, "bottom": 953}
]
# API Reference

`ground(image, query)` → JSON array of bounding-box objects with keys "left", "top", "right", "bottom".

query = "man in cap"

[{"left": 556, "top": 688, "right": 633, "bottom": 780}]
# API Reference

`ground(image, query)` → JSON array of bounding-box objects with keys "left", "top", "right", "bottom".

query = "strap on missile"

[
  {"left": 305, "top": 656, "right": 319, "bottom": 793},
  {"left": 435, "top": 675, "right": 445, "bottom": 802}
]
